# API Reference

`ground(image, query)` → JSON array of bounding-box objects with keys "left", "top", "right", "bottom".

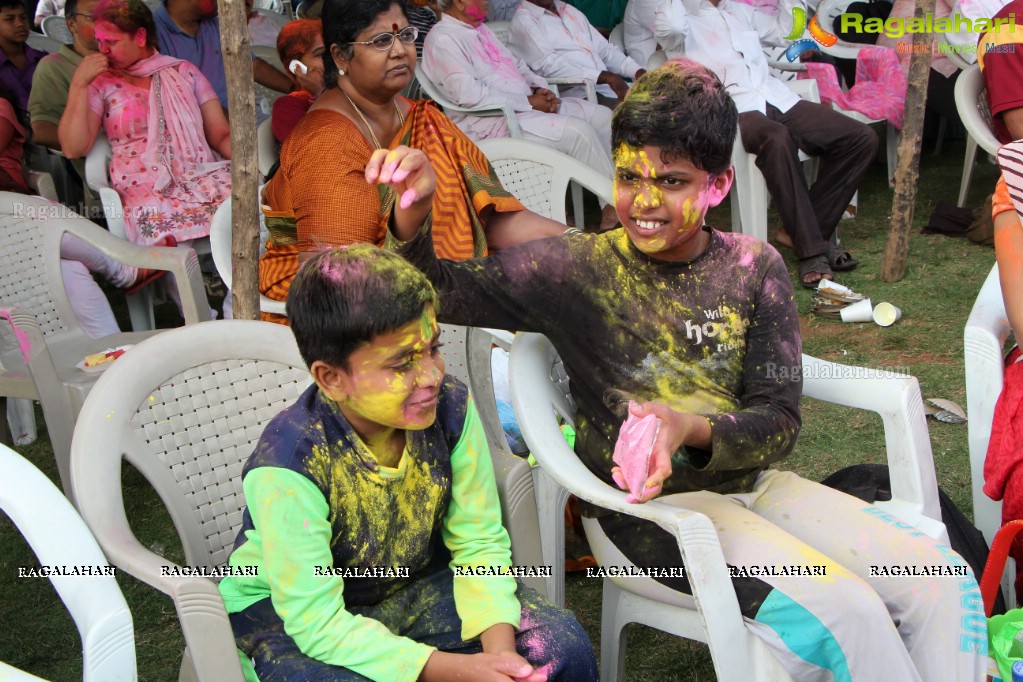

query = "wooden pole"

[
  {"left": 880, "top": 0, "right": 936, "bottom": 281},
  {"left": 218, "top": 0, "right": 260, "bottom": 319}
]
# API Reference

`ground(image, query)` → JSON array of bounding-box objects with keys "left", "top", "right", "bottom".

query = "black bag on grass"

[{"left": 821, "top": 463, "right": 1007, "bottom": 615}]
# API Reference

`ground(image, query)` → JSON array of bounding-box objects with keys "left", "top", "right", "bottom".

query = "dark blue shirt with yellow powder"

[
  {"left": 219, "top": 375, "right": 521, "bottom": 681},
  {"left": 397, "top": 225, "right": 803, "bottom": 500}
]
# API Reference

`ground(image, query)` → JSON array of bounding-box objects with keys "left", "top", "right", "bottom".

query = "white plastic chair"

[
  {"left": 0, "top": 192, "right": 210, "bottom": 500},
  {"left": 955, "top": 64, "right": 1001, "bottom": 207},
  {"left": 608, "top": 23, "right": 625, "bottom": 52},
  {"left": 208, "top": 199, "right": 288, "bottom": 318},
  {"left": 70, "top": 320, "right": 546, "bottom": 681},
  {"left": 965, "top": 263, "right": 1015, "bottom": 606},
  {"left": 0, "top": 444, "right": 137, "bottom": 681},
  {"left": 256, "top": 118, "right": 279, "bottom": 180},
  {"left": 510, "top": 332, "right": 946, "bottom": 679},
  {"left": 26, "top": 32, "right": 63, "bottom": 54},
  {"left": 84, "top": 132, "right": 215, "bottom": 331},
  {"left": 476, "top": 138, "right": 612, "bottom": 229},
  {"left": 40, "top": 15, "right": 72, "bottom": 43}
]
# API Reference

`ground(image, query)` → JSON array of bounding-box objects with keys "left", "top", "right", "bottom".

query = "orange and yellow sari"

[{"left": 259, "top": 99, "right": 523, "bottom": 322}]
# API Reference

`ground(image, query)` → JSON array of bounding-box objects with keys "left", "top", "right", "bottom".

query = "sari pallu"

[{"left": 259, "top": 99, "right": 524, "bottom": 323}]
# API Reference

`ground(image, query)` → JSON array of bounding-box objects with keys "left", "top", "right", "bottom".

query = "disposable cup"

[
  {"left": 873, "top": 302, "right": 902, "bottom": 327},
  {"left": 840, "top": 298, "right": 874, "bottom": 323}
]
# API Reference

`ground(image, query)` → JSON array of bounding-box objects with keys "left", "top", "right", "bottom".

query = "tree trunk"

[
  {"left": 880, "top": 0, "right": 935, "bottom": 281},
  {"left": 218, "top": 0, "right": 260, "bottom": 319}
]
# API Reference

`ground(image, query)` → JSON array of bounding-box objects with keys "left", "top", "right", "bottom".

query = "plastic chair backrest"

[
  {"left": 0, "top": 444, "right": 137, "bottom": 681},
  {"left": 257, "top": 118, "right": 280, "bottom": 179},
  {"left": 475, "top": 138, "right": 612, "bottom": 223},
  {"left": 208, "top": 199, "right": 287, "bottom": 317},
  {"left": 0, "top": 193, "right": 80, "bottom": 338},
  {"left": 252, "top": 44, "right": 284, "bottom": 72},
  {"left": 40, "top": 15, "right": 72, "bottom": 43},
  {"left": 26, "top": 32, "right": 63, "bottom": 53},
  {"left": 608, "top": 22, "right": 625, "bottom": 51},
  {"left": 956, "top": 64, "right": 1001, "bottom": 157}
]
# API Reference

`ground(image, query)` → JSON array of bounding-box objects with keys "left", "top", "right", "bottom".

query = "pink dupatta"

[{"left": 124, "top": 53, "right": 231, "bottom": 203}]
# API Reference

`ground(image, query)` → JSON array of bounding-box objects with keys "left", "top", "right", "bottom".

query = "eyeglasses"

[
  {"left": 348, "top": 26, "right": 418, "bottom": 51},
  {"left": 71, "top": 12, "right": 94, "bottom": 21}
]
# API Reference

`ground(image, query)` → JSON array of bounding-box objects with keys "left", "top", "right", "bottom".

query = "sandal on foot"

[
  {"left": 828, "top": 243, "right": 859, "bottom": 272},
  {"left": 798, "top": 255, "right": 833, "bottom": 290}
]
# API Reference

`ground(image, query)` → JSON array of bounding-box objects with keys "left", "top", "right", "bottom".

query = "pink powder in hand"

[{"left": 612, "top": 402, "right": 661, "bottom": 503}]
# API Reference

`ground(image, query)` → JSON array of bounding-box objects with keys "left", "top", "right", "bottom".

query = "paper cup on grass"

[
  {"left": 840, "top": 298, "right": 873, "bottom": 322},
  {"left": 873, "top": 302, "right": 902, "bottom": 327}
]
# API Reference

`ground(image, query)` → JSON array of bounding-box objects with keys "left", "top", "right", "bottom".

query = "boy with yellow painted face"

[
  {"left": 218, "top": 245, "right": 597, "bottom": 682},
  {"left": 384, "top": 58, "right": 986, "bottom": 681}
]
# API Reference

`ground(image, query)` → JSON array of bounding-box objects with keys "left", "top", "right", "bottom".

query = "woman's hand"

[
  {"left": 294, "top": 65, "right": 325, "bottom": 98},
  {"left": 613, "top": 401, "right": 712, "bottom": 503},
  {"left": 70, "top": 53, "right": 110, "bottom": 89},
  {"left": 366, "top": 145, "right": 436, "bottom": 240}
]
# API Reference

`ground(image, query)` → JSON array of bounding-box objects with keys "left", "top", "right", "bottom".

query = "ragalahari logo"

[{"left": 784, "top": 7, "right": 839, "bottom": 61}]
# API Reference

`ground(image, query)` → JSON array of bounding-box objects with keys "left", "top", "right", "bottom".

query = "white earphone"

[{"left": 289, "top": 59, "right": 308, "bottom": 76}]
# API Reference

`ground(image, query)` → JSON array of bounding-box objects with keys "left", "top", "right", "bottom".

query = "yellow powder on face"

[{"left": 614, "top": 145, "right": 664, "bottom": 209}]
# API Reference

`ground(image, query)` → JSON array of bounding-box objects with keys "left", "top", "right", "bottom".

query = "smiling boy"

[
  {"left": 385, "top": 58, "right": 986, "bottom": 681},
  {"left": 218, "top": 245, "right": 596, "bottom": 682}
]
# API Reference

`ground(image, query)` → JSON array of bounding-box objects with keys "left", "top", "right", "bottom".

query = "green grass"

[{"left": 0, "top": 133, "right": 1004, "bottom": 680}]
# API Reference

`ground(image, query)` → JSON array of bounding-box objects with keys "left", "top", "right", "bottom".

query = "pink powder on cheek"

[{"left": 465, "top": 3, "right": 488, "bottom": 22}]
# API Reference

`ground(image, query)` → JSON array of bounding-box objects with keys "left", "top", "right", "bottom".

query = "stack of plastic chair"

[
  {"left": 0, "top": 192, "right": 209, "bottom": 500},
  {"left": 0, "top": 443, "right": 136, "bottom": 681},
  {"left": 510, "top": 332, "right": 947, "bottom": 679},
  {"left": 40, "top": 16, "right": 72, "bottom": 43}
]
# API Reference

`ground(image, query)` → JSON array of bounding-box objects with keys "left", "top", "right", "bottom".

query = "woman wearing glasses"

[
  {"left": 57, "top": 0, "right": 231, "bottom": 250},
  {"left": 258, "top": 0, "right": 564, "bottom": 322}
]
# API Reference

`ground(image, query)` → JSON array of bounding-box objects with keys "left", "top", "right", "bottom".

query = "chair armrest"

[
  {"left": 59, "top": 219, "right": 212, "bottom": 325},
  {"left": 768, "top": 59, "right": 808, "bottom": 73},
  {"left": 801, "top": 354, "right": 944, "bottom": 535},
  {"left": 786, "top": 77, "right": 820, "bottom": 103},
  {"left": 545, "top": 77, "right": 598, "bottom": 104},
  {"left": 0, "top": 307, "right": 61, "bottom": 404},
  {"left": 415, "top": 64, "right": 523, "bottom": 137}
]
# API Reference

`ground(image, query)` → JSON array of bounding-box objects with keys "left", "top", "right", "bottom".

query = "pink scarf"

[{"left": 124, "top": 53, "right": 230, "bottom": 202}]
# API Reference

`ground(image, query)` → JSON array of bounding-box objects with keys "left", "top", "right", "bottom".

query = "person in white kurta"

[
  {"left": 424, "top": 4, "right": 617, "bottom": 228},
  {"left": 623, "top": 0, "right": 877, "bottom": 288},
  {"left": 509, "top": 0, "right": 644, "bottom": 105}
]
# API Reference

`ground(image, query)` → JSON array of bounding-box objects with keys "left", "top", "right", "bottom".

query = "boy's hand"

[
  {"left": 622, "top": 401, "right": 712, "bottom": 503},
  {"left": 366, "top": 145, "right": 436, "bottom": 210},
  {"left": 366, "top": 145, "right": 436, "bottom": 241},
  {"left": 420, "top": 651, "right": 546, "bottom": 682}
]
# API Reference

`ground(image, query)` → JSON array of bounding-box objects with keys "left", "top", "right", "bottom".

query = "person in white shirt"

[
  {"left": 34, "top": 0, "right": 65, "bottom": 28},
  {"left": 626, "top": 0, "right": 878, "bottom": 288},
  {"left": 425, "top": 0, "right": 619, "bottom": 228},
  {"left": 509, "top": 0, "right": 644, "bottom": 107}
]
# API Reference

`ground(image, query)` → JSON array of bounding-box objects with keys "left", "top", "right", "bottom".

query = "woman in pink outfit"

[{"left": 58, "top": 0, "right": 231, "bottom": 247}]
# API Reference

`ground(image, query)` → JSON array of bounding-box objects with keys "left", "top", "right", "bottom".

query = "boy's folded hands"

[{"left": 420, "top": 650, "right": 548, "bottom": 682}]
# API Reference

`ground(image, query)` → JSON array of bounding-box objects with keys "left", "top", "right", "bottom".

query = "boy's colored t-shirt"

[
  {"left": 396, "top": 225, "right": 803, "bottom": 501},
  {"left": 219, "top": 376, "right": 521, "bottom": 682}
]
